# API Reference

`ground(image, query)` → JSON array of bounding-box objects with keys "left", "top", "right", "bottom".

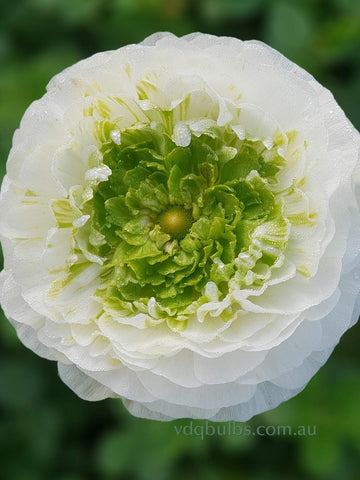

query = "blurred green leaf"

[
  {"left": 0, "top": 308, "right": 18, "bottom": 347},
  {"left": 32, "top": 0, "right": 101, "bottom": 24},
  {"left": 265, "top": 2, "right": 314, "bottom": 58},
  {"left": 300, "top": 435, "right": 341, "bottom": 476},
  {"left": 96, "top": 418, "right": 208, "bottom": 479},
  {"left": 314, "top": 16, "right": 360, "bottom": 63},
  {"left": 201, "top": 0, "right": 265, "bottom": 21},
  {"left": 0, "top": 358, "right": 45, "bottom": 409},
  {"left": 331, "top": 0, "right": 360, "bottom": 15}
]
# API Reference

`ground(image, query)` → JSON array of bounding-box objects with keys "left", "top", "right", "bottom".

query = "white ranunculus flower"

[{"left": 1, "top": 32, "right": 360, "bottom": 421}]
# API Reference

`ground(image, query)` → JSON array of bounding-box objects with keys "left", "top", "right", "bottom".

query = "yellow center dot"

[{"left": 159, "top": 207, "right": 191, "bottom": 237}]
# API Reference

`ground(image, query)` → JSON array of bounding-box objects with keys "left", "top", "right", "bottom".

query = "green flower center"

[
  {"left": 159, "top": 207, "right": 192, "bottom": 238},
  {"left": 75, "top": 120, "right": 292, "bottom": 329}
]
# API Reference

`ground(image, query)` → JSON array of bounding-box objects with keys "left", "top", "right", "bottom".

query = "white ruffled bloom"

[{"left": 1, "top": 32, "right": 360, "bottom": 421}]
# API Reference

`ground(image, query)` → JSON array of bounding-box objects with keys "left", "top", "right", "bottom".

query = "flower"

[{"left": 1, "top": 32, "right": 360, "bottom": 421}]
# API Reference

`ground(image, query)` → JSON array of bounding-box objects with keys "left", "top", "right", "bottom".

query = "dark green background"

[{"left": 1, "top": 0, "right": 360, "bottom": 479}]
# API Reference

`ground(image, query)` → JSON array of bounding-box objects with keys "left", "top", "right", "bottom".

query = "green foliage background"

[{"left": 1, "top": 0, "right": 360, "bottom": 478}]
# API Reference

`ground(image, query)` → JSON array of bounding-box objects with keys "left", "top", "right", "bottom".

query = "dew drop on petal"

[
  {"left": 173, "top": 122, "right": 191, "bottom": 147},
  {"left": 73, "top": 215, "right": 90, "bottom": 227},
  {"left": 110, "top": 129, "right": 122, "bottom": 145},
  {"left": 205, "top": 281, "right": 219, "bottom": 301}
]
